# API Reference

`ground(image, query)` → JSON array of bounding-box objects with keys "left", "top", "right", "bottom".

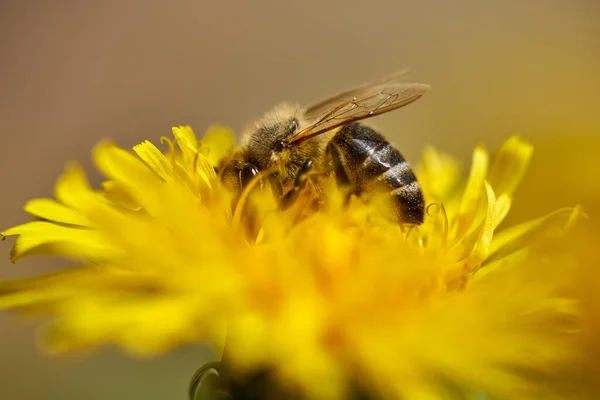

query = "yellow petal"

[
  {"left": 200, "top": 125, "right": 236, "bottom": 167},
  {"left": 425, "top": 203, "right": 449, "bottom": 250},
  {"left": 93, "top": 142, "right": 163, "bottom": 215},
  {"left": 173, "top": 125, "right": 198, "bottom": 150},
  {"left": 394, "top": 385, "right": 448, "bottom": 400},
  {"left": 492, "top": 194, "right": 512, "bottom": 230},
  {"left": 2, "top": 221, "right": 119, "bottom": 262},
  {"left": 170, "top": 126, "right": 219, "bottom": 190},
  {"left": 54, "top": 164, "right": 97, "bottom": 210},
  {"left": 487, "top": 136, "right": 533, "bottom": 198},
  {"left": 101, "top": 180, "right": 142, "bottom": 211},
  {"left": 484, "top": 206, "right": 583, "bottom": 266},
  {"left": 0, "top": 129, "right": 585, "bottom": 400},
  {"left": 172, "top": 126, "right": 199, "bottom": 165},
  {"left": 0, "top": 268, "right": 93, "bottom": 309},
  {"left": 133, "top": 140, "right": 173, "bottom": 181},
  {"left": 447, "top": 182, "right": 496, "bottom": 271},
  {"left": 416, "top": 146, "right": 462, "bottom": 202},
  {"left": 470, "top": 182, "right": 497, "bottom": 266},
  {"left": 23, "top": 198, "right": 96, "bottom": 227},
  {"left": 455, "top": 146, "right": 489, "bottom": 237},
  {"left": 42, "top": 295, "right": 200, "bottom": 357},
  {"left": 193, "top": 155, "right": 216, "bottom": 189}
]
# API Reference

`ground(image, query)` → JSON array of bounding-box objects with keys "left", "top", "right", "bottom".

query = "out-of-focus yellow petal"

[
  {"left": 484, "top": 206, "right": 583, "bottom": 268},
  {"left": 23, "top": 198, "right": 96, "bottom": 227},
  {"left": 2, "top": 221, "right": 119, "bottom": 262},
  {"left": 492, "top": 194, "right": 512, "bottom": 229},
  {"left": 415, "top": 145, "right": 462, "bottom": 203},
  {"left": 455, "top": 145, "right": 489, "bottom": 237},
  {"left": 101, "top": 180, "right": 142, "bottom": 211},
  {"left": 54, "top": 164, "right": 97, "bottom": 209},
  {"left": 392, "top": 385, "right": 450, "bottom": 400},
  {"left": 93, "top": 142, "right": 164, "bottom": 215},
  {"left": 487, "top": 136, "right": 533, "bottom": 199},
  {"left": 43, "top": 295, "right": 203, "bottom": 357},
  {"left": 0, "top": 267, "right": 101, "bottom": 310},
  {"left": 470, "top": 182, "right": 496, "bottom": 268},
  {"left": 0, "top": 128, "right": 586, "bottom": 400},
  {"left": 200, "top": 125, "right": 236, "bottom": 167}
]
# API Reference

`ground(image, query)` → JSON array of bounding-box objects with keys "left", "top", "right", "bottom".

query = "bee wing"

[
  {"left": 304, "top": 69, "right": 413, "bottom": 119},
  {"left": 287, "top": 73, "right": 430, "bottom": 145}
]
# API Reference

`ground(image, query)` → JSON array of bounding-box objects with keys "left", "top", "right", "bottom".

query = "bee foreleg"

[
  {"left": 279, "top": 159, "right": 313, "bottom": 210},
  {"left": 326, "top": 141, "right": 359, "bottom": 206},
  {"left": 326, "top": 142, "right": 351, "bottom": 188}
]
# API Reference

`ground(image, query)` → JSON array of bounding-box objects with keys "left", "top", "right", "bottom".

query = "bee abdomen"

[
  {"left": 362, "top": 144, "right": 424, "bottom": 225},
  {"left": 330, "top": 123, "right": 424, "bottom": 224},
  {"left": 389, "top": 181, "right": 424, "bottom": 224}
]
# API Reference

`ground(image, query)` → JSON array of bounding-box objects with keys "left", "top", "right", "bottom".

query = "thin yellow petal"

[
  {"left": 2, "top": 221, "right": 119, "bottom": 262},
  {"left": 0, "top": 268, "right": 93, "bottom": 309},
  {"left": 416, "top": 146, "right": 462, "bottom": 202},
  {"left": 200, "top": 125, "right": 236, "bottom": 167},
  {"left": 492, "top": 194, "right": 512, "bottom": 229},
  {"left": 425, "top": 203, "right": 449, "bottom": 250},
  {"left": 447, "top": 182, "right": 497, "bottom": 273},
  {"left": 54, "top": 164, "right": 97, "bottom": 209},
  {"left": 0, "top": 287, "right": 62, "bottom": 310},
  {"left": 170, "top": 126, "right": 219, "bottom": 189},
  {"left": 173, "top": 125, "right": 198, "bottom": 151},
  {"left": 93, "top": 142, "right": 163, "bottom": 215},
  {"left": 455, "top": 146, "right": 489, "bottom": 237},
  {"left": 101, "top": 180, "right": 142, "bottom": 211},
  {"left": 487, "top": 136, "right": 533, "bottom": 198},
  {"left": 23, "top": 198, "right": 96, "bottom": 227},
  {"left": 484, "top": 206, "right": 583, "bottom": 266},
  {"left": 194, "top": 155, "right": 216, "bottom": 188},
  {"left": 470, "top": 182, "right": 496, "bottom": 266},
  {"left": 133, "top": 140, "right": 173, "bottom": 181},
  {"left": 93, "top": 142, "right": 160, "bottom": 188},
  {"left": 172, "top": 126, "right": 199, "bottom": 165}
]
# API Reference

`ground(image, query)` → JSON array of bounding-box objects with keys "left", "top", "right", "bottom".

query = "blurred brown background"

[{"left": 1, "top": 1, "right": 599, "bottom": 399}]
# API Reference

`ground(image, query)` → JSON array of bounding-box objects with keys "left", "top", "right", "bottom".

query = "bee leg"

[
  {"left": 279, "top": 159, "right": 313, "bottom": 210},
  {"left": 269, "top": 171, "right": 284, "bottom": 199},
  {"left": 327, "top": 142, "right": 351, "bottom": 188},
  {"left": 326, "top": 142, "right": 357, "bottom": 205}
]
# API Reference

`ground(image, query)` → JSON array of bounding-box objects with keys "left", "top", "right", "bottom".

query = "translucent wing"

[
  {"left": 287, "top": 72, "right": 430, "bottom": 145},
  {"left": 304, "top": 69, "right": 413, "bottom": 120}
]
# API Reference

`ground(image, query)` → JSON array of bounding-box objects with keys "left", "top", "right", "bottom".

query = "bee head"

[{"left": 240, "top": 103, "right": 303, "bottom": 170}]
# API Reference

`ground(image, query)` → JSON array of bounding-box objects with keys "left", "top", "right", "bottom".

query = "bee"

[{"left": 220, "top": 70, "right": 429, "bottom": 225}]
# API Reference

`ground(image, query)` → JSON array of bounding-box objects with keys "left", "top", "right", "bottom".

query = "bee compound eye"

[
  {"left": 240, "top": 162, "right": 260, "bottom": 189},
  {"left": 273, "top": 140, "right": 284, "bottom": 153}
]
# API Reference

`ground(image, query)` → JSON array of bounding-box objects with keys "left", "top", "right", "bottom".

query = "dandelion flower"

[{"left": 1, "top": 125, "right": 584, "bottom": 400}]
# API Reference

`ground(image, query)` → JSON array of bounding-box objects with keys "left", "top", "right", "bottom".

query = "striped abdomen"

[{"left": 326, "top": 123, "right": 424, "bottom": 224}]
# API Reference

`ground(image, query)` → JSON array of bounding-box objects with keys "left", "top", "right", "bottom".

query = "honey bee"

[{"left": 220, "top": 70, "right": 430, "bottom": 225}]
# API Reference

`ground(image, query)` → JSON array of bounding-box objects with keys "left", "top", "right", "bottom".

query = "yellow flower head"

[{"left": 1, "top": 126, "right": 583, "bottom": 400}]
